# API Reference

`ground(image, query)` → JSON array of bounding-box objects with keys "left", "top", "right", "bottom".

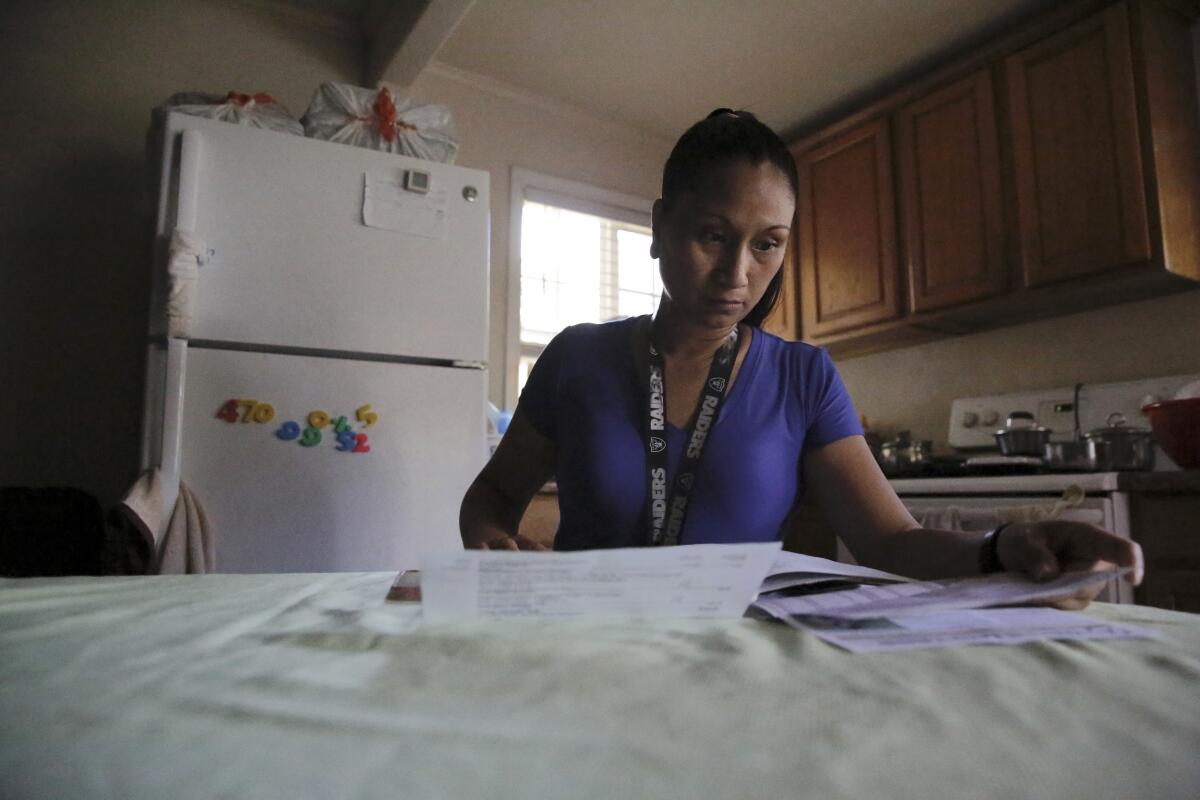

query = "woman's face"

[{"left": 652, "top": 158, "right": 795, "bottom": 330}]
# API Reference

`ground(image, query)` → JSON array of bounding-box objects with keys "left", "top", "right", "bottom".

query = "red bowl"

[{"left": 1142, "top": 397, "right": 1200, "bottom": 469}]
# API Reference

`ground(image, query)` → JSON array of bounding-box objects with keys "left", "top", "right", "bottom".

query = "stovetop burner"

[
  {"left": 882, "top": 454, "right": 1064, "bottom": 479},
  {"left": 963, "top": 454, "right": 1046, "bottom": 472}
]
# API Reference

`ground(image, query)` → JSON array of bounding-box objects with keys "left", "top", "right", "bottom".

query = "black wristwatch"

[{"left": 978, "top": 523, "right": 1009, "bottom": 574}]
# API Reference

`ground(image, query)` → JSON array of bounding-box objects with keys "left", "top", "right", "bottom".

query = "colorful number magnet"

[
  {"left": 356, "top": 404, "right": 378, "bottom": 426},
  {"left": 216, "top": 399, "right": 240, "bottom": 423},
  {"left": 276, "top": 421, "right": 301, "bottom": 441}
]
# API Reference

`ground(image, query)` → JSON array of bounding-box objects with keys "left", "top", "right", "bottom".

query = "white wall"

[
  {"left": 406, "top": 64, "right": 672, "bottom": 404},
  {"left": 836, "top": 290, "right": 1200, "bottom": 445}
]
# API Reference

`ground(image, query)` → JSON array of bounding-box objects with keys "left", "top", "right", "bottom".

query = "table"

[{"left": 2, "top": 573, "right": 1198, "bottom": 799}]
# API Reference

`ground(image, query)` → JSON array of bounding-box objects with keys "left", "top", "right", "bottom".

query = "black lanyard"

[{"left": 645, "top": 319, "right": 739, "bottom": 546}]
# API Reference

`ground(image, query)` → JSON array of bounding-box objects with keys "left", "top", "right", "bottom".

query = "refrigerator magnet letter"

[{"left": 276, "top": 421, "right": 301, "bottom": 441}]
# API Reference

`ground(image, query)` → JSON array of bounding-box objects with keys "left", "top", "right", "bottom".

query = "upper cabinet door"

[
  {"left": 897, "top": 70, "right": 1006, "bottom": 313},
  {"left": 797, "top": 119, "right": 900, "bottom": 338},
  {"left": 1005, "top": 3, "right": 1150, "bottom": 288}
]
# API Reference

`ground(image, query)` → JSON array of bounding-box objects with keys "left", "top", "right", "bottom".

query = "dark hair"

[{"left": 661, "top": 109, "right": 799, "bottom": 328}]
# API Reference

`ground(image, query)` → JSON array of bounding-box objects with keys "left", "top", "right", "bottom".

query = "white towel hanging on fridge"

[{"left": 119, "top": 468, "right": 215, "bottom": 574}]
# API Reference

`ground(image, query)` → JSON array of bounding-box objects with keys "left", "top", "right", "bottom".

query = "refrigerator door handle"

[
  {"left": 158, "top": 338, "right": 187, "bottom": 519},
  {"left": 177, "top": 129, "right": 203, "bottom": 234},
  {"left": 156, "top": 129, "right": 204, "bottom": 527}
]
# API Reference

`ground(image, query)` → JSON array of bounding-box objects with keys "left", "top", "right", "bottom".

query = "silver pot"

[
  {"left": 879, "top": 435, "right": 910, "bottom": 476},
  {"left": 995, "top": 411, "right": 1050, "bottom": 456},
  {"left": 1043, "top": 439, "right": 1091, "bottom": 471},
  {"left": 910, "top": 440, "right": 933, "bottom": 465},
  {"left": 1084, "top": 413, "right": 1155, "bottom": 471},
  {"left": 879, "top": 432, "right": 933, "bottom": 476}
]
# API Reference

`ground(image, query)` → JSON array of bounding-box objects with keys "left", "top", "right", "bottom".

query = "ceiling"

[{"left": 282, "top": 0, "right": 1061, "bottom": 140}]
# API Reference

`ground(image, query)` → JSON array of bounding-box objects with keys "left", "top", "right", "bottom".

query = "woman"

[{"left": 460, "top": 109, "right": 1141, "bottom": 606}]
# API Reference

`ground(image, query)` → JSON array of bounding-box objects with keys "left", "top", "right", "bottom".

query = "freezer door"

[
  {"left": 180, "top": 347, "right": 486, "bottom": 572},
  {"left": 157, "top": 113, "right": 489, "bottom": 364}
]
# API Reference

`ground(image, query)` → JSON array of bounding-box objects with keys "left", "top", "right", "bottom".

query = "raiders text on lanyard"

[{"left": 645, "top": 319, "right": 739, "bottom": 546}]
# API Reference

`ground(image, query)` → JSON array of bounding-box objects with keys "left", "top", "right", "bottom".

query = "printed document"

[
  {"left": 420, "top": 542, "right": 781, "bottom": 621},
  {"left": 759, "top": 550, "right": 911, "bottom": 594},
  {"left": 753, "top": 605, "right": 1156, "bottom": 653}
]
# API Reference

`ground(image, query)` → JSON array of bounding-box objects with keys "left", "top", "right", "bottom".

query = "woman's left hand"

[
  {"left": 477, "top": 533, "right": 548, "bottom": 551},
  {"left": 996, "top": 520, "right": 1144, "bottom": 609}
]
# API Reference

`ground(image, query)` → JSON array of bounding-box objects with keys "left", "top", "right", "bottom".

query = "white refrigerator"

[{"left": 141, "top": 112, "right": 489, "bottom": 572}]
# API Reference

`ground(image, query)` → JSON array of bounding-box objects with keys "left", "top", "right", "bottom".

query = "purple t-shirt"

[{"left": 518, "top": 316, "right": 863, "bottom": 550}]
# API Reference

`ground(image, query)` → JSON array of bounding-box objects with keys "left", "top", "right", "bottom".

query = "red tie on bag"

[
  {"left": 224, "top": 91, "right": 276, "bottom": 107},
  {"left": 371, "top": 87, "right": 416, "bottom": 141}
]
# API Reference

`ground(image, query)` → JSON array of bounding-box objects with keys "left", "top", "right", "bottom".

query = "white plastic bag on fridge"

[
  {"left": 153, "top": 91, "right": 304, "bottom": 136},
  {"left": 301, "top": 82, "right": 459, "bottom": 163}
]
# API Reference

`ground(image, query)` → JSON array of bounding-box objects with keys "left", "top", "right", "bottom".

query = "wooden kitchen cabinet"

[
  {"left": 781, "top": 0, "right": 1200, "bottom": 355},
  {"left": 1140, "top": 569, "right": 1200, "bottom": 612},
  {"left": 1128, "top": 490, "right": 1200, "bottom": 613},
  {"left": 1005, "top": 3, "right": 1151, "bottom": 287},
  {"left": 796, "top": 118, "right": 901, "bottom": 338},
  {"left": 897, "top": 70, "right": 1007, "bottom": 313}
]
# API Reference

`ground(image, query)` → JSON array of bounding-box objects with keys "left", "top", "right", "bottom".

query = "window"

[
  {"left": 507, "top": 170, "right": 656, "bottom": 406},
  {"left": 517, "top": 202, "right": 659, "bottom": 391}
]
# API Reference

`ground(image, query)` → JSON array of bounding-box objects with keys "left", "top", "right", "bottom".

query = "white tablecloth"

[{"left": 2, "top": 573, "right": 1198, "bottom": 799}]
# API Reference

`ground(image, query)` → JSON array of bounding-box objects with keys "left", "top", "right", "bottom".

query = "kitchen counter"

[
  {"left": 1111, "top": 470, "right": 1200, "bottom": 493},
  {"left": 546, "top": 473, "right": 1200, "bottom": 497},
  {"left": 890, "top": 469, "right": 1200, "bottom": 496}
]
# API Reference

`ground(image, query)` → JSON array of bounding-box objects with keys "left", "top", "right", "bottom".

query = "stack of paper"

[
  {"left": 409, "top": 545, "right": 1152, "bottom": 653},
  {"left": 418, "top": 543, "right": 782, "bottom": 621},
  {"left": 757, "top": 550, "right": 911, "bottom": 594}
]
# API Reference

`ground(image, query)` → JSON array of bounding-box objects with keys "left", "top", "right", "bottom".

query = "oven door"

[{"left": 841, "top": 494, "right": 1133, "bottom": 604}]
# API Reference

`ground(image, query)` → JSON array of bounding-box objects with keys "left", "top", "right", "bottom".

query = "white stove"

[
  {"left": 946, "top": 373, "right": 1197, "bottom": 452},
  {"left": 879, "top": 372, "right": 1200, "bottom": 605}
]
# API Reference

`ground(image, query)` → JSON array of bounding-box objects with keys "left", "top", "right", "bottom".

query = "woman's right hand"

[{"left": 459, "top": 408, "right": 558, "bottom": 551}]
